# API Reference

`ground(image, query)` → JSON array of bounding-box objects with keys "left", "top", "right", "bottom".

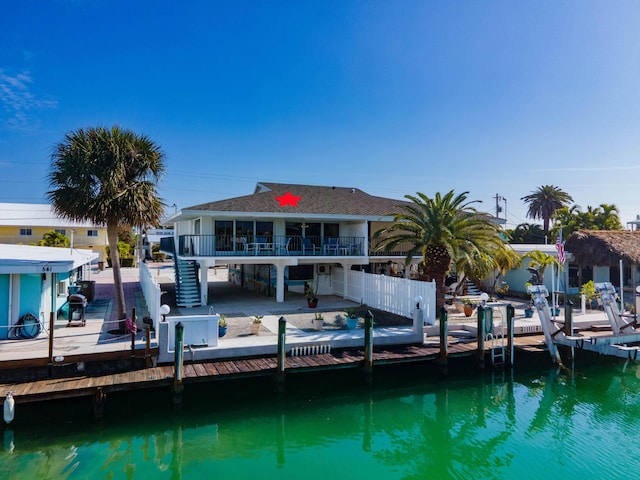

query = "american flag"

[{"left": 555, "top": 234, "right": 565, "bottom": 264}]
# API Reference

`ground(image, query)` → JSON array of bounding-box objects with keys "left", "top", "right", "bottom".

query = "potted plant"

[
  {"left": 461, "top": 298, "right": 475, "bottom": 317},
  {"left": 305, "top": 280, "right": 319, "bottom": 308},
  {"left": 344, "top": 307, "right": 359, "bottom": 329},
  {"left": 312, "top": 312, "right": 324, "bottom": 331},
  {"left": 524, "top": 303, "right": 534, "bottom": 318},
  {"left": 218, "top": 315, "right": 228, "bottom": 337},
  {"left": 251, "top": 315, "right": 263, "bottom": 335},
  {"left": 495, "top": 282, "right": 509, "bottom": 299}
]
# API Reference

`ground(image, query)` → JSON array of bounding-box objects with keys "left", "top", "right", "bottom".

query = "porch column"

[
  {"left": 274, "top": 259, "right": 298, "bottom": 303},
  {"left": 199, "top": 259, "right": 213, "bottom": 305}
]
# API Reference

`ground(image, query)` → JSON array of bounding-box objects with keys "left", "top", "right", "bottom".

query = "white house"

[{"left": 161, "top": 182, "right": 420, "bottom": 306}]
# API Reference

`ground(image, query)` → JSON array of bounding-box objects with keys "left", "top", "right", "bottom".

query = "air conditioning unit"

[{"left": 318, "top": 264, "right": 332, "bottom": 275}]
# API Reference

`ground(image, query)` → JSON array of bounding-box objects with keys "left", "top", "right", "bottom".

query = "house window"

[
  {"left": 324, "top": 223, "right": 339, "bottom": 238},
  {"left": 236, "top": 221, "right": 254, "bottom": 242},
  {"left": 256, "top": 222, "right": 273, "bottom": 241},
  {"left": 57, "top": 281, "right": 67, "bottom": 296},
  {"left": 19, "top": 228, "right": 32, "bottom": 236},
  {"left": 55, "top": 229, "right": 66, "bottom": 236},
  {"left": 87, "top": 230, "right": 98, "bottom": 237}
]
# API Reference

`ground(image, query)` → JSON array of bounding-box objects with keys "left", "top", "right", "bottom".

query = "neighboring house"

[
  {"left": 565, "top": 230, "right": 640, "bottom": 300},
  {"left": 0, "top": 244, "right": 98, "bottom": 339},
  {"left": 0, "top": 203, "right": 108, "bottom": 262},
  {"left": 501, "top": 244, "right": 569, "bottom": 295},
  {"left": 161, "top": 182, "right": 418, "bottom": 306}
]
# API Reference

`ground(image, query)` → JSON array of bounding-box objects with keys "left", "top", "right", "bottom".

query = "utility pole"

[{"left": 494, "top": 194, "right": 507, "bottom": 227}]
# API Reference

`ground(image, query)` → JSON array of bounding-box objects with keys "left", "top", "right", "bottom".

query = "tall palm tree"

[
  {"left": 48, "top": 126, "right": 166, "bottom": 326},
  {"left": 374, "top": 190, "right": 503, "bottom": 310},
  {"left": 521, "top": 185, "right": 573, "bottom": 234}
]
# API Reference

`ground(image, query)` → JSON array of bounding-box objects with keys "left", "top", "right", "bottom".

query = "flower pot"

[
  {"left": 463, "top": 305, "right": 474, "bottom": 317},
  {"left": 346, "top": 317, "right": 358, "bottom": 329},
  {"left": 218, "top": 326, "right": 227, "bottom": 337},
  {"left": 524, "top": 308, "right": 534, "bottom": 319},
  {"left": 251, "top": 322, "right": 261, "bottom": 335},
  {"left": 312, "top": 319, "right": 324, "bottom": 331},
  {"left": 307, "top": 298, "right": 318, "bottom": 308}
]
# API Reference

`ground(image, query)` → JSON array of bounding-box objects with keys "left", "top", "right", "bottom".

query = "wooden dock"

[{"left": 0, "top": 335, "right": 542, "bottom": 417}]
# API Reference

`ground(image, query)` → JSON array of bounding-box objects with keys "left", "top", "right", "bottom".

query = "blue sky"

[{"left": 2, "top": 1, "right": 640, "bottom": 232}]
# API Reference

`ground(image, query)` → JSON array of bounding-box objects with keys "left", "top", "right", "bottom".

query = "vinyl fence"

[
  {"left": 332, "top": 268, "right": 436, "bottom": 324},
  {"left": 140, "top": 262, "right": 163, "bottom": 332}
]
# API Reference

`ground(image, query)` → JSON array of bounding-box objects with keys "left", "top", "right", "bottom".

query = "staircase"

[
  {"left": 465, "top": 279, "right": 483, "bottom": 296},
  {"left": 174, "top": 258, "right": 201, "bottom": 307}
]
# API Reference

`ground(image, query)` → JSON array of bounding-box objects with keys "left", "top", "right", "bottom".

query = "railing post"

[
  {"left": 506, "top": 304, "right": 515, "bottom": 366},
  {"left": 276, "top": 317, "right": 286, "bottom": 393},
  {"left": 438, "top": 307, "right": 448, "bottom": 375},
  {"left": 477, "top": 305, "right": 486, "bottom": 369},
  {"left": 364, "top": 310, "right": 374, "bottom": 384},
  {"left": 173, "top": 322, "right": 184, "bottom": 407}
]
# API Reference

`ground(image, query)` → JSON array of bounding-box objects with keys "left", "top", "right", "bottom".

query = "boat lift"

[{"left": 527, "top": 283, "right": 640, "bottom": 364}]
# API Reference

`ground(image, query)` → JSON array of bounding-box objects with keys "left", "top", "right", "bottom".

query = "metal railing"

[{"left": 171, "top": 235, "right": 366, "bottom": 257}]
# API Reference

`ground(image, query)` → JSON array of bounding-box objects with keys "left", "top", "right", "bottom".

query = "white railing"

[
  {"left": 140, "top": 262, "right": 163, "bottom": 332},
  {"left": 332, "top": 268, "right": 436, "bottom": 324}
]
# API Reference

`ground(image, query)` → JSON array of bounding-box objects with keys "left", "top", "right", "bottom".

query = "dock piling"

[
  {"left": 363, "top": 310, "right": 374, "bottom": 384},
  {"left": 438, "top": 307, "right": 448, "bottom": 374},
  {"left": 477, "top": 305, "right": 486, "bottom": 369},
  {"left": 276, "top": 317, "right": 286, "bottom": 393},
  {"left": 172, "top": 322, "right": 185, "bottom": 406},
  {"left": 506, "top": 304, "right": 515, "bottom": 366}
]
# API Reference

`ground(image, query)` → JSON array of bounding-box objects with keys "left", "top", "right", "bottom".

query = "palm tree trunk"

[{"left": 107, "top": 223, "right": 128, "bottom": 329}]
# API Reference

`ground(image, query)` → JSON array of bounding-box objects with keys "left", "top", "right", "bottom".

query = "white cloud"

[{"left": 0, "top": 70, "right": 57, "bottom": 130}]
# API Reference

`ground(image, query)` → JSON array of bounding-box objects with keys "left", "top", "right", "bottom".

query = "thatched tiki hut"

[{"left": 565, "top": 230, "right": 640, "bottom": 297}]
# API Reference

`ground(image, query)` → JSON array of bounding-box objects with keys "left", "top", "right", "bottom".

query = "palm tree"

[
  {"left": 47, "top": 126, "right": 165, "bottom": 326},
  {"left": 521, "top": 185, "right": 573, "bottom": 234},
  {"left": 374, "top": 190, "right": 503, "bottom": 310},
  {"left": 524, "top": 250, "right": 560, "bottom": 284}
]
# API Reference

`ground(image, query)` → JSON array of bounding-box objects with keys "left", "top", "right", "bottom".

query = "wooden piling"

[
  {"left": 172, "top": 322, "right": 185, "bottom": 406},
  {"left": 47, "top": 311, "right": 54, "bottom": 379},
  {"left": 276, "top": 317, "right": 286, "bottom": 393},
  {"left": 363, "top": 310, "right": 374, "bottom": 384},
  {"left": 93, "top": 387, "right": 106, "bottom": 419},
  {"left": 506, "top": 304, "right": 515, "bottom": 366},
  {"left": 477, "top": 305, "right": 486, "bottom": 369},
  {"left": 437, "top": 307, "right": 448, "bottom": 375}
]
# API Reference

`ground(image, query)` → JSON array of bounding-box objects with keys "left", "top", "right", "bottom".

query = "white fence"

[
  {"left": 139, "top": 262, "right": 163, "bottom": 332},
  {"left": 332, "top": 268, "right": 436, "bottom": 324}
]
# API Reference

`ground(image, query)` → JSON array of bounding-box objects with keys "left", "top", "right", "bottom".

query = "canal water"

[{"left": 3, "top": 359, "right": 640, "bottom": 479}]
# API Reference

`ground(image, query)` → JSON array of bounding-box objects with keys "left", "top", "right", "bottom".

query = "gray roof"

[{"left": 184, "top": 182, "right": 411, "bottom": 218}]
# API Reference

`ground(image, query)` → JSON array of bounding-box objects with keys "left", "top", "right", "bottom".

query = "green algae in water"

[{"left": 3, "top": 362, "right": 640, "bottom": 479}]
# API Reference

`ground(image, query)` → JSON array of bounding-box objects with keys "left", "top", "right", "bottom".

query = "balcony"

[{"left": 164, "top": 235, "right": 366, "bottom": 258}]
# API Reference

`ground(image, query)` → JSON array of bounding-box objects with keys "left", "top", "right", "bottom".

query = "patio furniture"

[
  {"left": 277, "top": 237, "right": 292, "bottom": 255},
  {"left": 323, "top": 237, "right": 339, "bottom": 255},
  {"left": 302, "top": 238, "right": 317, "bottom": 255}
]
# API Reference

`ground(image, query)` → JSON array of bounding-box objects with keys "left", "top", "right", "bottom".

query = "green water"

[{"left": 3, "top": 360, "right": 640, "bottom": 479}]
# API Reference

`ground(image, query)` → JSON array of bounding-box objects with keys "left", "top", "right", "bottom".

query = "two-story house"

[
  {"left": 161, "top": 182, "right": 417, "bottom": 307},
  {"left": 0, "top": 203, "right": 108, "bottom": 262}
]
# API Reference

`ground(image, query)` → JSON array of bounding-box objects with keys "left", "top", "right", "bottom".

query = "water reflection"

[{"left": 3, "top": 364, "right": 640, "bottom": 478}]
